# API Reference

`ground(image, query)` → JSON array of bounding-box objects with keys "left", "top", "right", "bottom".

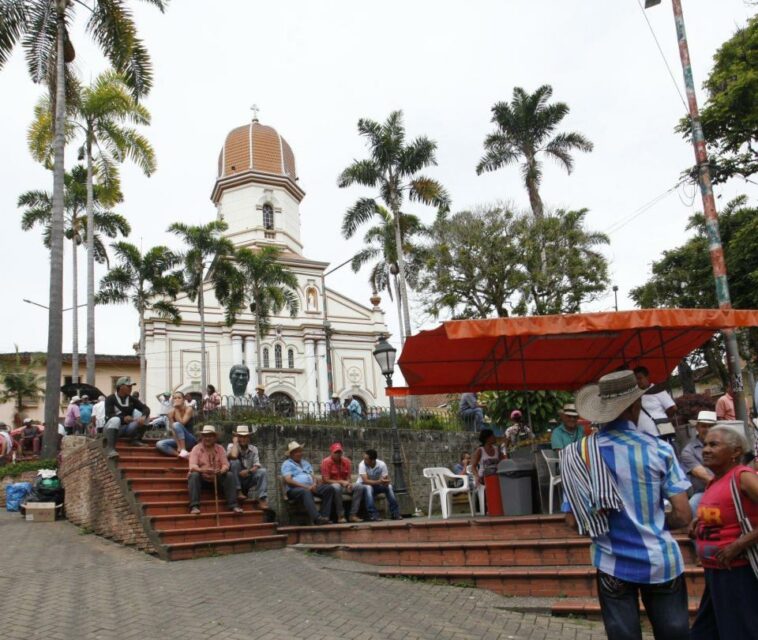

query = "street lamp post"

[
  {"left": 612, "top": 286, "right": 619, "bottom": 312},
  {"left": 645, "top": 0, "right": 748, "bottom": 428},
  {"left": 372, "top": 337, "right": 408, "bottom": 496}
]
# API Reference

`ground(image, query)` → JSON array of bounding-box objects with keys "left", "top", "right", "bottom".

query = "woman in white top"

[{"left": 470, "top": 428, "right": 505, "bottom": 488}]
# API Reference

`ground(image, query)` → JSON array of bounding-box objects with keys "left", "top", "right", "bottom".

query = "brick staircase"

[
  {"left": 283, "top": 515, "right": 703, "bottom": 619},
  {"left": 115, "top": 440, "right": 287, "bottom": 560}
]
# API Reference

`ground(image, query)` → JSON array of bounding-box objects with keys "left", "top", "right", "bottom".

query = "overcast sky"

[{"left": 1, "top": 0, "right": 756, "bottom": 359}]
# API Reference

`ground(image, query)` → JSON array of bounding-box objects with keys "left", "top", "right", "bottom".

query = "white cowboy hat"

[
  {"left": 575, "top": 370, "right": 647, "bottom": 424},
  {"left": 200, "top": 425, "right": 218, "bottom": 435},
  {"left": 562, "top": 403, "right": 579, "bottom": 417},
  {"left": 696, "top": 410, "right": 717, "bottom": 425},
  {"left": 234, "top": 425, "right": 251, "bottom": 436},
  {"left": 70, "top": 395, "right": 81, "bottom": 404},
  {"left": 255, "top": 384, "right": 265, "bottom": 391},
  {"left": 286, "top": 441, "right": 304, "bottom": 454}
]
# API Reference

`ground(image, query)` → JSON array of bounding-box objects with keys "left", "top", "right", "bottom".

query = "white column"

[
  {"left": 231, "top": 335, "right": 243, "bottom": 367},
  {"left": 316, "top": 340, "right": 329, "bottom": 403},
  {"left": 244, "top": 336, "right": 256, "bottom": 394},
  {"left": 304, "top": 338, "right": 318, "bottom": 404}
]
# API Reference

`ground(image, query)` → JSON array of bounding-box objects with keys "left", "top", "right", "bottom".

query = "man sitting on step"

[
  {"left": 227, "top": 425, "right": 269, "bottom": 509},
  {"left": 320, "top": 442, "right": 365, "bottom": 523},
  {"left": 357, "top": 449, "right": 402, "bottom": 521},
  {"left": 281, "top": 441, "right": 335, "bottom": 525},
  {"left": 188, "top": 425, "right": 243, "bottom": 515},
  {"left": 103, "top": 377, "right": 151, "bottom": 458}
]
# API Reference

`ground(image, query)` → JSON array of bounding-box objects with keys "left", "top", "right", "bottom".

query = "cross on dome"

[{"left": 250, "top": 104, "right": 260, "bottom": 122}]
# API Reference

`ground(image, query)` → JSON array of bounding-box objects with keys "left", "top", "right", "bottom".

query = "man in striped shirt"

[{"left": 566, "top": 370, "right": 692, "bottom": 640}]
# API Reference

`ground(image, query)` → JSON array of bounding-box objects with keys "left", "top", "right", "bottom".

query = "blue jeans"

[
  {"left": 596, "top": 570, "right": 689, "bottom": 640},
  {"left": 460, "top": 407, "right": 484, "bottom": 431},
  {"left": 365, "top": 483, "right": 399, "bottom": 518},
  {"left": 156, "top": 422, "right": 196, "bottom": 455}
]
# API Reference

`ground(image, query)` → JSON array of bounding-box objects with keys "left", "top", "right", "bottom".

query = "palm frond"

[{"left": 341, "top": 197, "right": 380, "bottom": 238}]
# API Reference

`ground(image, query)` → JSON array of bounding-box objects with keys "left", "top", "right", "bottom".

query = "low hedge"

[{"left": 0, "top": 459, "right": 58, "bottom": 481}]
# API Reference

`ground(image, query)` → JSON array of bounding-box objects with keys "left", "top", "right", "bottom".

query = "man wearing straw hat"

[
  {"left": 560, "top": 370, "right": 692, "bottom": 640},
  {"left": 550, "top": 403, "right": 583, "bottom": 451},
  {"left": 227, "top": 425, "right": 268, "bottom": 509},
  {"left": 281, "top": 441, "right": 335, "bottom": 525},
  {"left": 680, "top": 410, "right": 718, "bottom": 515},
  {"left": 187, "top": 425, "right": 242, "bottom": 515}
]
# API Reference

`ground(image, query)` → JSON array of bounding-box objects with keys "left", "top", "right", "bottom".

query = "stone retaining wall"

[{"left": 58, "top": 438, "right": 156, "bottom": 553}]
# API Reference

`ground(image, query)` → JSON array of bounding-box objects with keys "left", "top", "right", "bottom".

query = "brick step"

[
  {"left": 116, "top": 450, "right": 176, "bottom": 460},
  {"left": 280, "top": 514, "right": 577, "bottom": 545},
  {"left": 150, "top": 511, "right": 266, "bottom": 529},
  {"left": 549, "top": 597, "right": 701, "bottom": 619},
  {"left": 121, "top": 467, "right": 191, "bottom": 480},
  {"left": 372, "top": 565, "right": 705, "bottom": 598},
  {"left": 133, "top": 488, "right": 225, "bottom": 503},
  {"left": 165, "top": 534, "right": 287, "bottom": 561},
  {"left": 141, "top": 499, "right": 263, "bottom": 515},
  {"left": 295, "top": 535, "right": 697, "bottom": 567},
  {"left": 116, "top": 457, "right": 189, "bottom": 468},
  {"left": 158, "top": 522, "right": 279, "bottom": 544},
  {"left": 128, "top": 477, "right": 193, "bottom": 490}
]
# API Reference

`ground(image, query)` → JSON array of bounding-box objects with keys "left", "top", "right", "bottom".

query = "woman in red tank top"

[{"left": 691, "top": 426, "right": 758, "bottom": 640}]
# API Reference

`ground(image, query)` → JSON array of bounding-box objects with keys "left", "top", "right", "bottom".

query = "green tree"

[
  {"left": 630, "top": 196, "right": 758, "bottom": 384},
  {"left": 28, "top": 71, "right": 157, "bottom": 386},
  {"left": 226, "top": 246, "right": 299, "bottom": 385},
  {"left": 481, "top": 389, "right": 573, "bottom": 435},
  {"left": 19, "top": 165, "right": 130, "bottom": 383},
  {"left": 97, "top": 242, "right": 181, "bottom": 399},
  {"left": 168, "top": 220, "right": 238, "bottom": 394},
  {"left": 476, "top": 85, "right": 593, "bottom": 219},
  {"left": 0, "top": 349, "right": 45, "bottom": 418},
  {"left": 676, "top": 15, "right": 758, "bottom": 185},
  {"left": 0, "top": 0, "right": 166, "bottom": 455},
  {"left": 512, "top": 209, "right": 609, "bottom": 316},
  {"left": 419, "top": 205, "right": 526, "bottom": 319},
  {"left": 339, "top": 111, "right": 449, "bottom": 343},
  {"left": 347, "top": 205, "right": 427, "bottom": 344}
]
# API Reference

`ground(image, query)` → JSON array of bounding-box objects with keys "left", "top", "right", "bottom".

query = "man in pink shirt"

[
  {"left": 715, "top": 384, "right": 736, "bottom": 421},
  {"left": 187, "top": 425, "right": 242, "bottom": 515},
  {"left": 63, "top": 396, "right": 82, "bottom": 435},
  {"left": 320, "top": 442, "right": 365, "bottom": 523}
]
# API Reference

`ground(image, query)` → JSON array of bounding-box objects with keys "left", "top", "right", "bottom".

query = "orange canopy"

[{"left": 393, "top": 309, "right": 758, "bottom": 395}]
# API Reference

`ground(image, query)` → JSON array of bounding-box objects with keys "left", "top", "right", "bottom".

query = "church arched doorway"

[{"left": 270, "top": 391, "right": 295, "bottom": 417}]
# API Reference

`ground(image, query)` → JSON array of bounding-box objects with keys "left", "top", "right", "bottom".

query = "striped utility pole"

[{"left": 646, "top": 0, "right": 748, "bottom": 427}]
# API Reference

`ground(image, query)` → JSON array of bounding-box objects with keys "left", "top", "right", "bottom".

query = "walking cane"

[{"left": 212, "top": 471, "right": 220, "bottom": 527}]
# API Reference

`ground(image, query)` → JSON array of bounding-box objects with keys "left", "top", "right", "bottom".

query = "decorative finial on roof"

[{"left": 250, "top": 104, "right": 260, "bottom": 123}]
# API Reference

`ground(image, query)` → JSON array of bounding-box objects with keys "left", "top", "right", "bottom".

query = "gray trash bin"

[{"left": 497, "top": 459, "right": 534, "bottom": 516}]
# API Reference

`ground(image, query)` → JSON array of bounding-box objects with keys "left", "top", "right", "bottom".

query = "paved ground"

[{"left": 1, "top": 513, "right": 628, "bottom": 640}]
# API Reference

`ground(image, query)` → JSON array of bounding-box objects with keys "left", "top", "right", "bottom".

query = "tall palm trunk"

[
  {"left": 85, "top": 135, "right": 96, "bottom": 385},
  {"left": 391, "top": 206, "right": 412, "bottom": 345},
  {"left": 43, "top": 1, "right": 68, "bottom": 458},
  {"left": 198, "top": 279, "right": 207, "bottom": 394},
  {"left": 71, "top": 236, "right": 79, "bottom": 383},
  {"left": 393, "top": 275, "right": 405, "bottom": 345},
  {"left": 254, "top": 303, "right": 263, "bottom": 386},
  {"left": 139, "top": 309, "right": 147, "bottom": 400},
  {"left": 524, "top": 155, "right": 544, "bottom": 219}
]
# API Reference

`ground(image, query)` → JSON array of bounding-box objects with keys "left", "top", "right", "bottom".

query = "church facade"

[{"left": 143, "top": 118, "right": 390, "bottom": 409}]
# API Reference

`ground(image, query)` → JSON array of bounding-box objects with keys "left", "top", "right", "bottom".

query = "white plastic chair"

[
  {"left": 423, "top": 467, "right": 475, "bottom": 519},
  {"left": 541, "top": 449, "right": 563, "bottom": 514}
]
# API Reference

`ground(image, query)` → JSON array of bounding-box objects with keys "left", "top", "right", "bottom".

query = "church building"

[{"left": 143, "top": 116, "right": 390, "bottom": 410}]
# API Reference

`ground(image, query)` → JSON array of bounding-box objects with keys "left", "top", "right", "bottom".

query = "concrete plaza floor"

[{"left": 1, "top": 512, "right": 633, "bottom": 640}]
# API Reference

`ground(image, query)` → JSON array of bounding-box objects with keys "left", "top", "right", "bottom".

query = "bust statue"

[{"left": 229, "top": 364, "right": 251, "bottom": 397}]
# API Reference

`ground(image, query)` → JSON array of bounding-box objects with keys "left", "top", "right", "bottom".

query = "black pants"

[
  {"left": 596, "top": 570, "right": 689, "bottom": 640},
  {"left": 187, "top": 472, "right": 237, "bottom": 509},
  {"left": 691, "top": 565, "right": 758, "bottom": 640},
  {"left": 287, "top": 485, "right": 337, "bottom": 523}
]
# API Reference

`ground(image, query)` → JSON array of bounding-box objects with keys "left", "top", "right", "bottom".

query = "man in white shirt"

[
  {"left": 357, "top": 449, "right": 401, "bottom": 521},
  {"left": 92, "top": 395, "right": 107, "bottom": 433},
  {"left": 634, "top": 366, "right": 677, "bottom": 439},
  {"left": 150, "top": 392, "right": 172, "bottom": 430}
]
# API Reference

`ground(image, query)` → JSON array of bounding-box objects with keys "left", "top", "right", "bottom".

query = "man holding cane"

[{"left": 188, "top": 425, "right": 243, "bottom": 515}]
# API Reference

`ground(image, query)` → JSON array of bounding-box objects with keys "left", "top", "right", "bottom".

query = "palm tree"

[
  {"left": 28, "top": 71, "right": 157, "bottom": 386},
  {"left": 0, "top": 0, "right": 166, "bottom": 455},
  {"left": 346, "top": 205, "right": 428, "bottom": 345},
  {"left": 227, "top": 247, "right": 299, "bottom": 385},
  {"left": 19, "top": 165, "right": 130, "bottom": 383},
  {"left": 338, "top": 111, "right": 449, "bottom": 344},
  {"left": 168, "top": 220, "right": 238, "bottom": 394},
  {"left": 0, "top": 348, "right": 45, "bottom": 419},
  {"left": 476, "top": 85, "right": 593, "bottom": 219},
  {"left": 97, "top": 242, "right": 181, "bottom": 399}
]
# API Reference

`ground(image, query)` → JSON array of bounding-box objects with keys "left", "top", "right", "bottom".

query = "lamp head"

[{"left": 372, "top": 336, "right": 397, "bottom": 378}]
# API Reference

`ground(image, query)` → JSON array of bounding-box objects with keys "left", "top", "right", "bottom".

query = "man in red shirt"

[{"left": 321, "top": 443, "right": 366, "bottom": 523}]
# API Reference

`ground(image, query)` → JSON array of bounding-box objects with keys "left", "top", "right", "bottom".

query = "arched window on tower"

[
  {"left": 262, "top": 347, "right": 270, "bottom": 369},
  {"left": 287, "top": 348, "right": 295, "bottom": 369},
  {"left": 274, "top": 344, "right": 283, "bottom": 369},
  {"left": 262, "top": 203, "right": 274, "bottom": 230}
]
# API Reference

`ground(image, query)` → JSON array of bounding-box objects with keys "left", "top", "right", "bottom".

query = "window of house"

[
  {"left": 262, "top": 203, "right": 274, "bottom": 230},
  {"left": 274, "top": 344, "right": 283, "bottom": 369},
  {"left": 287, "top": 348, "right": 295, "bottom": 369},
  {"left": 262, "top": 347, "right": 270, "bottom": 369}
]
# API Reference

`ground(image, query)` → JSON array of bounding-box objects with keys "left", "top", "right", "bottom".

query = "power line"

[
  {"left": 634, "top": 0, "right": 689, "bottom": 112},
  {"left": 603, "top": 184, "right": 679, "bottom": 236}
]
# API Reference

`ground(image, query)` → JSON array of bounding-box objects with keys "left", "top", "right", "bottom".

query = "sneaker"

[
  {"left": 391, "top": 514, "right": 403, "bottom": 520},
  {"left": 337, "top": 517, "right": 347, "bottom": 524},
  {"left": 257, "top": 499, "right": 269, "bottom": 510},
  {"left": 178, "top": 449, "right": 190, "bottom": 459},
  {"left": 348, "top": 515, "right": 362, "bottom": 523},
  {"left": 190, "top": 507, "right": 201, "bottom": 515},
  {"left": 315, "top": 516, "right": 331, "bottom": 526}
]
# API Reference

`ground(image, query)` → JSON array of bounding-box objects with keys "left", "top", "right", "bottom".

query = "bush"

[
  {"left": 0, "top": 458, "right": 58, "bottom": 481},
  {"left": 675, "top": 393, "right": 716, "bottom": 424}
]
